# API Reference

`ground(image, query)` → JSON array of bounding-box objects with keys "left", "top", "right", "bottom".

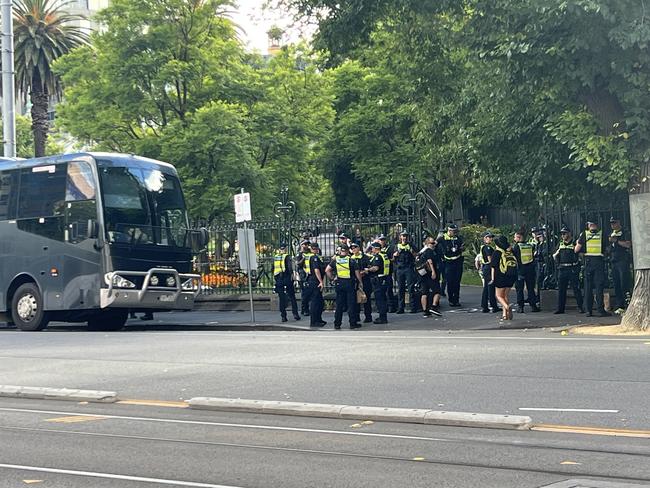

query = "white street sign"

[{"left": 234, "top": 192, "right": 252, "bottom": 223}]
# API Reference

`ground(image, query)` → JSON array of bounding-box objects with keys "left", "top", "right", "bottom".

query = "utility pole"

[{"left": 1, "top": 0, "right": 16, "bottom": 158}]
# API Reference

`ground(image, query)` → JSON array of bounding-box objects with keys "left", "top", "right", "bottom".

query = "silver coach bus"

[{"left": 0, "top": 153, "right": 205, "bottom": 331}]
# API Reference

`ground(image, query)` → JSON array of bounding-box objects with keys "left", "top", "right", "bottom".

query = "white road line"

[
  {"left": 518, "top": 408, "right": 620, "bottom": 413},
  {"left": 0, "top": 407, "right": 449, "bottom": 442},
  {"left": 0, "top": 463, "right": 243, "bottom": 487}
]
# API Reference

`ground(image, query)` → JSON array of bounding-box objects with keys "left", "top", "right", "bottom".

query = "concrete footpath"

[{"left": 122, "top": 286, "right": 620, "bottom": 332}]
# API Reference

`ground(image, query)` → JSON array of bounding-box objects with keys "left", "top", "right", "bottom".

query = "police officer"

[
  {"left": 350, "top": 242, "right": 373, "bottom": 323},
  {"left": 378, "top": 235, "right": 397, "bottom": 313},
  {"left": 609, "top": 217, "right": 632, "bottom": 313},
  {"left": 326, "top": 244, "right": 362, "bottom": 329},
  {"left": 415, "top": 237, "right": 443, "bottom": 317},
  {"left": 479, "top": 231, "right": 499, "bottom": 313},
  {"left": 512, "top": 231, "right": 540, "bottom": 313},
  {"left": 575, "top": 220, "right": 612, "bottom": 317},
  {"left": 552, "top": 227, "right": 584, "bottom": 314},
  {"left": 366, "top": 242, "right": 388, "bottom": 324},
  {"left": 533, "top": 228, "right": 548, "bottom": 293},
  {"left": 393, "top": 231, "right": 417, "bottom": 314},
  {"left": 436, "top": 224, "right": 464, "bottom": 307},
  {"left": 273, "top": 244, "right": 300, "bottom": 322},
  {"left": 306, "top": 242, "right": 327, "bottom": 327},
  {"left": 295, "top": 240, "right": 313, "bottom": 316}
]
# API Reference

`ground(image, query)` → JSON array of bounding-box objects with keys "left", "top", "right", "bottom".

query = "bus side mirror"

[{"left": 87, "top": 220, "right": 99, "bottom": 239}]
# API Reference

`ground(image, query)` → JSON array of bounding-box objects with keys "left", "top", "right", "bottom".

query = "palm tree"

[{"left": 12, "top": 0, "right": 89, "bottom": 157}]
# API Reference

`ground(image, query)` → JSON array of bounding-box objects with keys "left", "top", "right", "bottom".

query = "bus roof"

[{"left": 0, "top": 152, "right": 177, "bottom": 172}]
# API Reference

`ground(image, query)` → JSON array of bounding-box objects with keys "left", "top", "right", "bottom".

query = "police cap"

[
  {"left": 447, "top": 224, "right": 458, "bottom": 230},
  {"left": 609, "top": 216, "right": 620, "bottom": 223},
  {"left": 338, "top": 233, "right": 349, "bottom": 239},
  {"left": 349, "top": 242, "right": 360, "bottom": 249},
  {"left": 310, "top": 242, "right": 320, "bottom": 249},
  {"left": 279, "top": 243, "right": 288, "bottom": 249},
  {"left": 482, "top": 231, "right": 494, "bottom": 238},
  {"left": 339, "top": 244, "right": 349, "bottom": 251},
  {"left": 586, "top": 218, "right": 599, "bottom": 226},
  {"left": 377, "top": 234, "right": 387, "bottom": 240},
  {"left": 560, "top": 227, "right": 571, "bottom": 234},
  {"left": 370, "top": 242, "right": 382, "bottom": 249},
  {"left": 530, "top": 227, "right": 539, "bottom": 233},
  {"left": 400, "top": 231, "right": 409, "bottom": 236}
]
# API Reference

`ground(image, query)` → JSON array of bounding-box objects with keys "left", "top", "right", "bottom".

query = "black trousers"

[
  {"left": 481, "top": 265, "right": 497, "bottom": 310},
  {"left": 556, "top": 267, "right": 583, "bottom": 313},
  {"left": 611, "top": 260, "right": 630, "bottom": 310},
  {"left": 439, "top": 261, "right": 447, "bottom": 295},
  {"left": 300, "top": 281, "right": 310, "bottom": 315},
  {"left": 516, "top": 264, "right": 537, "bottom": 307},
  {"left": 386, "top": 275, "right": 397, "bottom": 312},
  {"left": 396, "top": 267, "right": 416, "bottom": 312},
  {"left": 304, "top": 280, "right": 324, "bottom": 324},
  {"left": 275, "top": 276, "right": 298, "bottom": 318},
  {"left": 536, "top": 261, "right": 545, "bottom": 292},
  {"left": 334, "top": 280, "right": 357, "bottom": 326},
  {"left": 444, "top": 259, "right": 463, "bottom": 304},
  {"left": 356, "top": 278, "right": 373, "bottom": 322},
  {"left": 372, "top": 278, "right": 388, "bottom": 320},
  {"left": 583, "top": 259, "right": 606, "bottom": 313}
]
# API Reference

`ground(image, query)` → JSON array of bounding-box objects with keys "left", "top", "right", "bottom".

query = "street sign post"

[{"left": 234, "top": 189, "right": 255, "bottom": 322}]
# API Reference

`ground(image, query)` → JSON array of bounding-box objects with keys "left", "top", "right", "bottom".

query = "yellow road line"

[
  {"left": 45, "top": 415, "right": 107, "bottom": 424},
  {"left": 117, "top": 399, "right": 188, "bottom": 409},
  {"left": 533, "top": 423, "right": 650, "bottom": 438}
]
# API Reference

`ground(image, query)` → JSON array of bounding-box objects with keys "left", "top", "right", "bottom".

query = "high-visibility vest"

[
  {"left": 585, "top": 230, "right": 603, "bottom": 256},
  {"left": 397, "top": 243, "right": 411, "bottom": 251},
  {"left": 336, "top": 257, "right": 351, "bottom": 279},
  {"left": 303, "top": 252, "right": 314, "bottom": 274},
  {"left": 518, "top": 243, "right": 534, "bottom": 265},
  {"left": 443, "top": 233, "right": 462, "bottom": 260},
  {"left": 379, "top": 251, "right": 391, "bottom": 275},
  {"left": 273, "top": 253, "right": 287, "bottom": 276}
]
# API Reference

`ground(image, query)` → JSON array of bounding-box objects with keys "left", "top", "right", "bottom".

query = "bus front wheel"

[
  {"left": 11, "top": 283, "right": 49, "bottom": 332},
  {"left": 87, "top": 309, "right": 129, "bottom": 331}
]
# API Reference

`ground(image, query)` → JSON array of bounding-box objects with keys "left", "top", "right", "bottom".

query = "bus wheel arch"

[{"left": 9, "top": 277, "right": 50, "bottom": 332}]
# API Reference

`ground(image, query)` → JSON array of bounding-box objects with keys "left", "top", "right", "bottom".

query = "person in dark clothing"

[
  {"left": 378, "top": 235, "right": 397, "bottom": 313},
  {"left": 436, "top": 224, "right": 464, "bottom": 306},
  {"left": 512, "top": 231, "right": 540, "bottom": 313},
  {"left": 552, "top": 228, "right": 584, "bottom": 314},
  {"left": 393, "top": 231, "right": 417, "bottom": 314},
  {"left": 366, "top": 242, "right": 388, "bottom": 324},
  {"left": 609, "top": 217, "right": 632, "bottom": 312},
  {"left": 533, "top": 229, "right": 548, "bottom": 293},
  {"left": 326, "top": 244, "right": 362, "bottom": 329},
  {"left": 415, "top": 237, "right": 443, "bottom": 317},
  {"left": 295, "top": 240, "right": 313, "bottom": 316},
  {"left": 350, "top": 242, "right": 373, "bottom": 323},
  {"left": 479, "top": 232, "right": 499, "bottom": 313},
  {"left": 306, "top": 242, "right": 326, "bottom": 327},
  {"left": 273, "top": 243, "right": 300, "bottom": 323},
  {"left": 490, "top": 235, "right": 517, "bottom": 321},
  {"left": 575, "top": 220, "right": 612, "bottom": 317}
]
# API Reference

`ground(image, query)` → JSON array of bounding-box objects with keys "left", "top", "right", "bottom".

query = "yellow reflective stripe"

[
  {"left": 303, "top": 252, "right": 313, "bottom": 274},
  {"left": 379, "top": 252, "right": 390, "bottom": 275}
]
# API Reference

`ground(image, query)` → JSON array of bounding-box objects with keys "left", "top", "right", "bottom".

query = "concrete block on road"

[
  {"left": 188, "top": 397, "right": 267, "bottom": 413},
  {"left": 340, "top": 406, "right": 430, "bottom": 423},
  {"left": 262, "top": 401, "right": 347, "bottom": 418},
  {"left": 0, "top": 385, "right": 117, "bottom": 403},
  {"left": 423, "top": 410, "right": 531, "bottom": 430}
]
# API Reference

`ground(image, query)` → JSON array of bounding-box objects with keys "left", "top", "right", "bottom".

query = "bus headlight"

[
  {"left": 166, "top": 276, "right": 176, "bottom": 287},
  {"left": 181, "top": 278, "right": 199, "bottom": 291},
  {"left": 150, "top": 275, "right": 159, "bottom": 286},
  {"left": 112, "top": 275, "right": 136, "bottom": 289}
]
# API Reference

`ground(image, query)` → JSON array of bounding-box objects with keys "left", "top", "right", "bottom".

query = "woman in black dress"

[{"left": 490, "top": 235, "right": 517, "bottom": 320}]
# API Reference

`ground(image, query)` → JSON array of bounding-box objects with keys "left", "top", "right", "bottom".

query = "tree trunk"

[
  {"left": 621, "top": 162, "right": 650, "bottom": 331},
  {"left": 30, "top": 84, "right": 50, "bottom": 158}
]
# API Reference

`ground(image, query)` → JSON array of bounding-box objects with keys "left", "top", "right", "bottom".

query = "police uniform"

[
  {"left": 394, "top": 234, "right": 417, "bottom": 313},
  {"left": 577, "top": 223, "right": 610, "bottom": 317},
  {"left": 479, "top": 234, "right": 498, "bottom": 313},
  {"left": 305, "top": 248, "right": 326, "bottom": 326},
  {"left": 533, "top": 232, "right": 548, "bottom": 294},
  {"left": 513, "top": 239, "right": 539, "bottom": 312},
  {"left": 368, "top": 244, "right": 388, "bottom": 324},
  {"left": 296, "top": 241, "right": 313, "bottom": 316},
  {"left": 273, "top": 247, "right": 300, "bottom": 322},
  {"left": 436, "top": 226, "right": 464, "bottom": 306},
  {"left": 553, "top": 229, "right": 583, "bottom": 314},
  {"left": 609, "top": 219, "right": 631, "bottom": 311},
  {"left": 351, "top": 246, "right": 373, "bottom": 323},
  {"left": 328, "top": 250, "right": 361, "bottom": 329},
  {"left": 379, "top": 237, "right": 397, "bottom": 313}
]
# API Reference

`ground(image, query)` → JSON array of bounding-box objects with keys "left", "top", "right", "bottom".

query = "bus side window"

[
  {"left": 0, "top": 169, "right": 19, "bottom": 221},
  {"left": 65, "top": 162, "right": 97, "bottom": 244}
]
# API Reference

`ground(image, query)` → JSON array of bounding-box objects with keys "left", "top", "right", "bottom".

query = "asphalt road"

[
  {"left": 0, "top": 398, "right": 648, "bottom": 488},
  {"left": 0, "top": 325, "right": 648, "bottom": 430}
]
